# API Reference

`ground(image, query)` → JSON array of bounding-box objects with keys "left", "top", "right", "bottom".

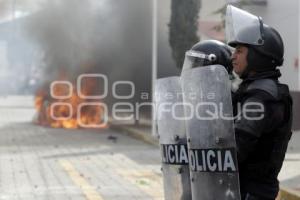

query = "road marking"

[{"left": 59, "top": 160, "right": 104, "bottom": 200}]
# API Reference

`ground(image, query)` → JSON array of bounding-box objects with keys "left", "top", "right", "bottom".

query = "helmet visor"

[
  {"left": 225, "top": 5, "right": 264, "bottom": 46},
  {"left": 182, "top": 50, "right": 217, "bottom": 71}
]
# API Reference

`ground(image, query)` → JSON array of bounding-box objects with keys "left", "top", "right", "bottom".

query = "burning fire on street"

[
  {"left": 27, "top": 0, "right": 145, "bottom": 130},
  {"left": 34, "top": 75, "right": 108, "bottom": 129}
]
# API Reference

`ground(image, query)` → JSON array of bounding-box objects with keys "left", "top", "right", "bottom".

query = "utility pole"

[{"left": 152, "top": 0, "right": 158, "bottom": 137}]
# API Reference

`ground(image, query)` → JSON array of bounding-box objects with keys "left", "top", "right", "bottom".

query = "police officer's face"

[{"left": 231, "top": 45, "right": 248, "bottom": 76}]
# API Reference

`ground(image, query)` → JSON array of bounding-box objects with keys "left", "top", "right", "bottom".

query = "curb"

[
  {"left": 110, "top": 125, "right": 159, "bottom": 147},
  {"left": 277, "top": 187, "right": 300, "bottom": 200}
]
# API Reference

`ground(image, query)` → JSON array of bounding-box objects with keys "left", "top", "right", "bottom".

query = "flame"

[{"left": 34, "top": 77, "right": 108, "bottom": 129}]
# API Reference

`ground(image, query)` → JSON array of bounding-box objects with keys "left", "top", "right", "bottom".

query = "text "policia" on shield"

[
  {"left": 161, "top": 144, "right": 189, "bottom": 165},
  {"left": 189, "top": 148, "right": 237, "bottom": 173}
]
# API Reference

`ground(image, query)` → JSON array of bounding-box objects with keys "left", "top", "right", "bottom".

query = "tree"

[{"left": 169, "top": 0, "right": 201, "bottom": 69}]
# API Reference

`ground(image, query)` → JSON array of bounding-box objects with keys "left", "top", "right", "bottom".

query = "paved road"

[{"left": 0, "top": 96, "right": 163, "bottom": 200}]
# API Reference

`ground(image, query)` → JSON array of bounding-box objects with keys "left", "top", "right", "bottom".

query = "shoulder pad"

[{"left": 246, "top": 79, "right": 278, "bottom": 99}]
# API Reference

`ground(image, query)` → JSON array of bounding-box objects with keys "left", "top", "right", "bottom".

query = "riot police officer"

[{"left": 226, "top": 5, "right": 293, "bottom": 200}]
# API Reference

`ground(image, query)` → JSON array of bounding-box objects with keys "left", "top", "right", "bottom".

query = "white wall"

[{"left": 199, "top": 0, "right": 225, "bottom": 21}]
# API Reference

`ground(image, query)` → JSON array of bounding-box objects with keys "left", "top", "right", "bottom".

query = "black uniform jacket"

[{"left": 232, "top": 70, "right": 293, "bottom": 199}]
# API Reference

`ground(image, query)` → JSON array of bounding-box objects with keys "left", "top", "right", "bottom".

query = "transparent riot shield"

[
  {"left": 181, "top": 65, "right": 241, "bottom": 200},
  {"left": 155, "top": 77, "right": 191, "bottom": 200}
]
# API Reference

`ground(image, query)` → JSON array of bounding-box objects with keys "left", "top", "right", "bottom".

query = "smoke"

[
  {"left": 26, "top": 0, "right": 152, "bottom": 90},
  {"left": 24, "top": 0, "right": 153, "bottom": 117},
  {"left": 26, "top": 0, "right": 96, "bottom": 82}
]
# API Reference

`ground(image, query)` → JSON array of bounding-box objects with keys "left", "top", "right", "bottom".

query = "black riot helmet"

[
  {"left": 184, "top": 40, "right": 233, "bottom": 73},
  {"left": 229, "top": 24, "right": 284, "bottom": 71}
]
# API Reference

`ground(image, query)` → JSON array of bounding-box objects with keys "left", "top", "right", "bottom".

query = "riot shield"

[
  {"left": 181, "top": 65, "right": 241, "bottom": 200},
  {"left": 155, "top": 77, "right": 191, "bottom": 200}
]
